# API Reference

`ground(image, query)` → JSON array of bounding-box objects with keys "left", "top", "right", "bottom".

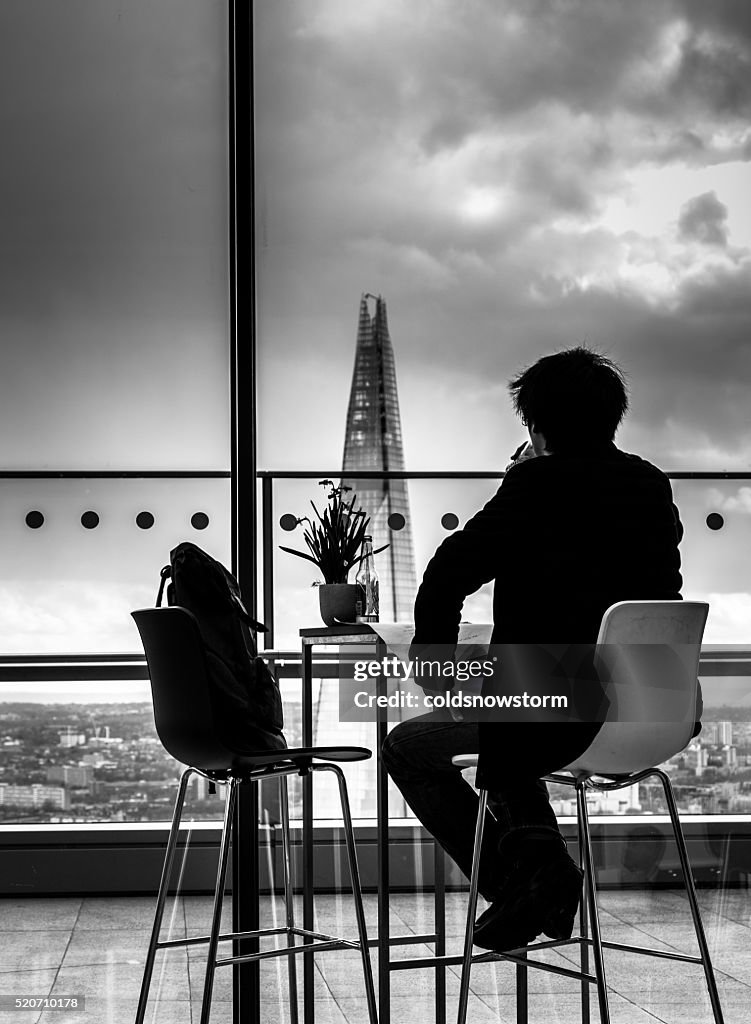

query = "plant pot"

[{"left": 318, "top": 583, "right": 361, "bottom": 627}]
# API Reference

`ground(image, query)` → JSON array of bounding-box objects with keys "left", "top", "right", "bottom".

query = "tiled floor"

[{"left": 0, "top": 888, "right": 747, "bottom": 1023}]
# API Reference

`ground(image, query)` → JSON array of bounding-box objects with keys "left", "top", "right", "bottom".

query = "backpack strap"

[
  {"left": 156, "top": 565, "right": 172, "bottom": 608},
  {"left": 230, "top": 592, "right": 268, "bottom": 633},
  {"left": 159, "top": 556, "right": 267, "bottom": 631}
]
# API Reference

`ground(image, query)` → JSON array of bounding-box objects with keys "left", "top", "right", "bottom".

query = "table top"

[
  {"left": 300, "top": 623, "right": 377, "bottom": 643},
  {"left": 297, "top": 628, "right": 751, "bottom": 673}
]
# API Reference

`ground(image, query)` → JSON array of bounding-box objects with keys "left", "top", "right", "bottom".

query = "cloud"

[
  {"left": 703, "top": 593, "right": 751, "bottom": 644},
  {"left": 678, "top": 191, "right": 729, "bottom": 246},
  {"left": 0, "top": 582, "right": 150, "bottom": 653},
  {"left": 706, "top": 487, "right": 751, "bottom": 515},
  {"left": 664, "top": 29, "right": 751, "bottom": 119}
]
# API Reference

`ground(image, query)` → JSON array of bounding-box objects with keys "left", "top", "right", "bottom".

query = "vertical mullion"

[{"left": 230, "top": 2, "right": 259, "bottom": 1023}]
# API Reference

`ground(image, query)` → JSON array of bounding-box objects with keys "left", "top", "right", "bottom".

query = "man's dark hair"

[{"left": 508, "top": 347, "right": 628, "bottom": 452}]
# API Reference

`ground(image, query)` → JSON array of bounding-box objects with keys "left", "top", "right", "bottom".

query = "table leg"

[
  {"left": 516, "top": 953, "right": 528, "bottom": 1024},
  {"left": 434, "top": 842, "right": 446, "bottom": 1024},
  {"left": 302, "top": 642, "right": 315, "bottom": 1024}
]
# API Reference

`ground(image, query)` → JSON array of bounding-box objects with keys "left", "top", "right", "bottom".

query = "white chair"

[{"left": 453, "top": 601, "right": 724, "bottom": 1024}]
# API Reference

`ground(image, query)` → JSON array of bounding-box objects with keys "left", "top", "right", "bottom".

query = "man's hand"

[
  {"left": 408, "top": 641, "right": 456, "bottom": 696},
  {"left": 505, "top": 440, "right": 537, "bottom": 472}
]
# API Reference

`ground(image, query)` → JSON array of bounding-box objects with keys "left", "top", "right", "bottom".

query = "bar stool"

[
  {"left": 453, "top": 601, "right": 724, "bottom": 1024},
  {"left": 132, "top": 606, "right": 378, "bottom": 1024}
]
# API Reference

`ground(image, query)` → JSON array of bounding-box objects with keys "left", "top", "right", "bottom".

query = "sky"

[
  {"left": 0, "top": 0, "right": 230, "bottom": 471},
  {"left": 255, "top": 0, "right": 751, "bottom": 474},
  {"left": 0, "top": 0, "right": 750, "bottom": 658}
]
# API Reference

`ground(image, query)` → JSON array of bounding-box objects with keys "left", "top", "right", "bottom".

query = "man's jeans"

[{"left": 381, "top": 710, "right": 581, "bottom": 902}]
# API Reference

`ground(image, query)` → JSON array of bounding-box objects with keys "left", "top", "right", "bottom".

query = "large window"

[
  {"left": 2, "top": 1, "right": 751, "bottom": 844},
  {"left": 254, "top": 0, "right": 751, "bottom": 825},
  {"left": 0, "top": 1, "right": 232, "bottom": 827},
  {"left": 0, "top": 0, "right": 231, "bottom": 649}
]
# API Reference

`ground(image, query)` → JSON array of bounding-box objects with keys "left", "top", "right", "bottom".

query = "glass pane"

[
  {"left": 673, "top": 479, "right": 751, "bottom": 643},
  {"left": 0, "top": 0, "right": 230, "bottom": 470},
  {"left": 267, "top": 476, "right": 500, "bottom": 648},
  {"left": 255, "top": 2, "right": 751, "bottom": 475},
  {"left": 0, "top": 679, "right": 303, "bottom": 825},
  {"left": 265, "top": 473, "right": 751, "bottom": 820},
  {"left": 258, "top": 0, "right": 751, "bottom": 834},
  {"left": 268, "top": 474, "right": 751, "bottom": 643},
  {"left": 0, "top": 680, "right": 217, "bottom": 824},
  {"left": 0, "top": 477, "right": 230, "bottom": 653}
]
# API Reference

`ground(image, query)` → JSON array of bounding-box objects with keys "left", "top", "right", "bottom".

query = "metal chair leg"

[
  {"left": 515, "top": 952, "right": 528, "bottom": 1024},
  {"left": 576, "top": 780, "right": 610, "bottom": 1024},
  {"left": 200, "top": 776, "right": 239, "bottom": 1024},
  {"left": 654, "top": 768, "right": 725, "bottom": 1024},
  {"left": 327, "top": 764, "right": 379, "bottom": 1024},
  {"left": 280, "top": 774, "right": 300, "bottom": 1024},
  {"left": 136, "top": 767, "right": 195, "bottom": 1024},
  {"left": 577, "top": 812, "right": 590, "bottom": 1024},
  {"left": 434, "top": 841, "right": 447, "bottom": 1024},
  {"left": 457, "top": 788, "right": 488, "bottom": 1024}
]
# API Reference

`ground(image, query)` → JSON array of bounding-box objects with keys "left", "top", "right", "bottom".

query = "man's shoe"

[
  {"left": 473, "top": 898, "right": 538, "bottom": 952},
  {"left": 473, "top": 843, "right": 583, "bottom": 951},
  {"left": 542, "top": 865, "right": 583, "bottom": 941}
]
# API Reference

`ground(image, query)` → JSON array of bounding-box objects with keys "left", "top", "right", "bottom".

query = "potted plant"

[{"left": 280, "top": 480, "right": 388, "bottom": 626}]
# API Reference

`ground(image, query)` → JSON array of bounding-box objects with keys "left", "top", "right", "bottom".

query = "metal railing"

[
  {"left": 0, "top": 462, "right": 749, "bottom": 650},
  {"left": 258, "top": 467, "right": 751, "bottom": 648},
  {"left": 1, "top": 462, "right": 749, "bottom": 653}
]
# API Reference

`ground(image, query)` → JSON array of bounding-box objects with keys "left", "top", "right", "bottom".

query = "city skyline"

[{"left": 1, "top": 698, "right": 749, "bottom": 824}]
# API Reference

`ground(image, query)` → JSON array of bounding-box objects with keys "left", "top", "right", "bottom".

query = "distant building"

[
  {"left": 706, "top": 720, "right": 734, "bottom": 746},
  {"left": 722, "top": 745, "right": 737, "bottom": 769},
  {"left": 585, "top": 782, "right": 641, "bottom": 815},
  {"left": 342, "top": 293, "right": 416, "bottom": 621},
  {"left": 552, "top": 781, "right": 641, "bottom": 816},
  {"left": 81, "top": 752, "right": 108, "bottom": 767},
  {"left": 686, "top": 740, "right": 708, "bottom": 777},
  {"left": 0, "top": 783, "right": 69, "bottom": 810},
  {"left": 190, "top": 774, "right": 211, "bottom": 802},
  {"left": 58, "top": 730, "right": 86, "bottom": 748},
  {"left": 47, "top": 765, "right": 94, "bottom": 788},
  {"left": 88, "top": 732, "right": 122, "bottom": 747},
  {"left": 717, "top": 721, "right": 733, "bottom": 746}
]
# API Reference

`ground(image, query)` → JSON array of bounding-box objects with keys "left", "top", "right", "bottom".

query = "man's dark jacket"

[{"left": 412, "top": 443, "right": 688, "bottom": 785}]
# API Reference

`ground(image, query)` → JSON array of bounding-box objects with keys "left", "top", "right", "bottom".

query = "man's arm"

[
  {"left": 670, "top": 484, "right": 683, "bottom": 545},
  {"left": 664, "top": 474, "right": 701, "bottom": 730},
  {"left": 412, "top": 463, "right": 535, "bottom": 645}
]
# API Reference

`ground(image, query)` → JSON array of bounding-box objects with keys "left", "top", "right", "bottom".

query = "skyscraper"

[
  {"left": 312, "top": 294, "right": 415, "bottom": 819},
  {"left": 341, "top": 293, "right": 416, "bottom": 620}
]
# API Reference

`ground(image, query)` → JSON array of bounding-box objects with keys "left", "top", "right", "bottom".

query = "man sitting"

[{"left": 382, "top": 347, "right": 686, "bottom": 950}]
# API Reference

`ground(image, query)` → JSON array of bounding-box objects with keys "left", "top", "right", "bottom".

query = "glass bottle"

[{"left": 355, "top": 535, "right": 379, "bottom": 622}]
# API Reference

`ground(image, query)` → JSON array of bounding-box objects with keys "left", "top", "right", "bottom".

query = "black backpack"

[{"left": 157, "top": 542, "right": 286, "bottom": 753}]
